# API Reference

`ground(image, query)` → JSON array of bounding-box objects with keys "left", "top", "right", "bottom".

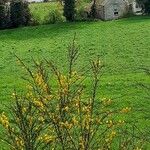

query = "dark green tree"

[
  {"left": 144, "top": 0, "right": 150, "bottom": 14},
  {"left": 10, "top": 0, "right": 31, "bottom": 28},
  {"left": 137, "top": 0, "right": 150, "bottom": 14},
  {"left": 0, "top": 1, "right": 10, "bottom": 29},
  {"left": 90, "top": 0, "right": 97, "bottom": 18},
  {"left": 0, "top": 4, "right": 6, "bottom": 29},
  {"left": 63, "top": 0, "right": 76, "bottom": 21}
]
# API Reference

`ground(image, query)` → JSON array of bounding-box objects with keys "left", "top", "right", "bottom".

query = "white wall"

[{"left": 104, "top": 0, "right": 128, "bottom": 20}]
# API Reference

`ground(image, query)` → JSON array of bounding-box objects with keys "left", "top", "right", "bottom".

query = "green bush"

[
  {"left": 0, "top": 4, "right": 6, "bottom": 29},
  {"left": 44, "top": 9, "right": 65, "bottom": 24},
  {"left": 0, "top": 3, "right": 10, "bottom": 29},
  {"left": 76, "top": 6, "right": 89, "bottom": 21},
  {"left": 64, "top": 0, "right": 76, "bottom": 21},
  {"left": 10, "top": 0, "right": 31, "bottom": 28},
  {"left": 30, "top": 15, "right": 40, "bottom": 26},
  {"left": 90, "top": 1, "right": 97, "bottom": 18},
  {"left": 145, "top": 0, "right": 150, "bottom": 14}
]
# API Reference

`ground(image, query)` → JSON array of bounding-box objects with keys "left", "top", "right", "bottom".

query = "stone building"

[
  {"left": 85, "top": 0, "right": 142, "bottom": 20},
  {"left": 95, "top": 0, "right": 129, "bottom": 20}
]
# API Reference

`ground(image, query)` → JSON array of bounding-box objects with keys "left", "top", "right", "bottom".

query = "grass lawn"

[{"left": 0, "top": 16, "right": 150, "bottom": 148}]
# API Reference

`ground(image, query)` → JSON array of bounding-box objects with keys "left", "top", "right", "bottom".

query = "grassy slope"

[{"left": 0, "top": 17, "right": 150, "bottom": 147}]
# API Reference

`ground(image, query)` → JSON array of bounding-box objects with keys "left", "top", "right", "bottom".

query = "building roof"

[{"left": 97, "top": 0, "right": 135, "bottom": 6}]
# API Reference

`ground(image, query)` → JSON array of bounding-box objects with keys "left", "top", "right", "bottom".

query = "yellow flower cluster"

[
  {"left": 70, "top": 71, "right": 83, "bottom": 84},
  {"left": 118, "top": 120, "right": 125, "bottom": 125},
  {"left": 33, "top": 100, "right": 44, "bottom": 108},
  {"left": 11, "top": 92, "right": 16, "bottom": 98},
  {"left": 106, "top": 120, "right": 113, "bottom": 128},
  {"left": 29, "top": 116, "right": 33, "bottom": 126},
  {"left": 79, "top": 137, "right": 85, "bottom": 150},
  {"left": 35, "top": 73, "right": 44, "bottom": 86},
  {"left": 15, "top": 137, "right": 24, "bottom": 148},
  {"left": 0, "top": 112, "right": 9, "bottom": 129},
  {"left": 102, "top": 98, "right": 112, "bottom": 106},
  {"left": 135, "top": 147, "right": 142, "bottom": 150},
  {"left": 105, "top": 130, "right": 117, "bottom": 143},
  {"left": 39, "top": 134, "right": 55, "bottom": 143},
  {"left": 93, "top": 59, "right": 101, "bottom": 70},
  {"left": 60, "top": 121, "right": 73, "bottom": 129},
  {"left": 120, "top": 107, "right": 131, "bottom": 113},
  {"left": 26, "top": 91, "right": 33, "bottom": 98},
  {"left": 38, "top": 116, "right": 45, "bottom": 123},
  {"left": 95, "top": 118, "right": 102, "bottom": 125},
  {"left": 35, "top": 73, "right": 48, "bottom": 92},
  {"left": 82, "top": 106, "right": 91, "bottom": 113},
  {"left": 72, "top": 116, "right": 78, "bottom": 125},
  {"left": 63, "top": 106, "right": 69, "bottom": 112},
  {"left": 59, "top": 75, "right": 68, "bottom": 95},
  {"left": 22, "top": 107, "right": 27, "bottom": 113}
]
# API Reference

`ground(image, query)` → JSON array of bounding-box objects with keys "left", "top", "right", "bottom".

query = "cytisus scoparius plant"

[{"left": 0, "top": 35, "right": 149, "bottom": 150}]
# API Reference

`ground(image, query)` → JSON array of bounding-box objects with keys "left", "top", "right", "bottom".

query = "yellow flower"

[
  {"left": 60, "top": 121, "right": 73, "bottom": 129},
  {"left": 106, "top": 120, "right": 113, "bottom": 128},
  {"left": 71, "top": 71, "right": 77, "bottom": 76},
  {"left": 103, "top": 98, "right": 112, "bottom": 106},
  {"left": 38, "top": 116, "right": 45, "bottom": 123},
  {"left": 26, "top": 85, "right": 33, "bottom": 90},
  {"left": 106, "top": 131, "right": 117, "bottom": 143},
  {"left": 72, "top": 116, "right": 78, "bottom": 125},
  {"left": 118, "top": 120, "right": 125, "bottom": 124},
  {"left": 15, "top": 137, "right": 24, "bottom": 147},
  {"left": 63, "top": 106, "right": 69, "bottom": 112},
  {"left": 95, "top": 118, "right": 102, "bottom": 124},
  {"left": 79, "top": 137, "right": 85, "bottom": 149},
  {"left": 22, "top": 107, "right": 27, "bottom": 113},
  {"left": 29, "top": 116, "right": 33, "bottom": 125},
  {"left": 12, "top": 92, "right": 16, "bottom": 96},
  {"left": 111, "top": 131, "right": 116, "bottom": 137},
  {"left": 135, "top": 147, "right": 142, "bottom": 150},
  {"left": 35, "top": 73, "right": 43, "bottom": 86},
  {"left": 39, "top": 134, "right": 55, "bottom": 143},
  {"left": 33, "top": 100, "right": 44, "bottom": 108},
  {"left": 120, "top": 107, "right": 131, "bottom": 113},
  {"left": 0, "top": 112, "right": 9, "bottom": 129},
  {"left": 26, "top": 91, "right": 33, "bottom": 98}
]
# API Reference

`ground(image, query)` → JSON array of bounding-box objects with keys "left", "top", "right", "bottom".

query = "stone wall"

[{"left": 96, "top": 0, "right": 129, "bottom": 20}]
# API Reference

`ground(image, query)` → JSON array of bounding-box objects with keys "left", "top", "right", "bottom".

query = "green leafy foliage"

[
  {"left": 137, "top": 0, "right": 150, "bottom": 14},
  {"left": 10, "top": 0, "right": 31, "bottom": 28},
  {"left": 0, "top": 4, "right": 7, "bottom": 29},
  {"left": 64, "top": 0, "right": 76, "bottom": 21},
  {"left": 44, "top": 9, "right": 65, "bottom": 24}
]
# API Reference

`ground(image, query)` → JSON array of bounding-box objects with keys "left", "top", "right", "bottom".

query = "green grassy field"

[{"left": 0, "top": 16, "right": 150, "bottom": 148}]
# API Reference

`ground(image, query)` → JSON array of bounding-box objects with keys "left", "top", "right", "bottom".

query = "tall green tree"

[
  {"left": 0, "top": 4, "right": 6, "bottom": 29},
  {"left": 10, "top": 0, "right": 31, "bottom": 28},
  {"left": 90, "top": 0, "right": 97, "bottom": 18},
  {"left": 137, "top": 0, "right": 150, "bottom": 14},
  {"left": 63, "top": 0, "right": 76, "bottom": 21},
  {"left": 0, "top": 1, "right": 9, "bottom": 29},
  {"left": 144, "top": 0, "right": 150, "bottom": 14}
]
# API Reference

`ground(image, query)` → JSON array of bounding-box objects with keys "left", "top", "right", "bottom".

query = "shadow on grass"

[{"left": 0, "top": 22, "right": 95, "bottom": 41}]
